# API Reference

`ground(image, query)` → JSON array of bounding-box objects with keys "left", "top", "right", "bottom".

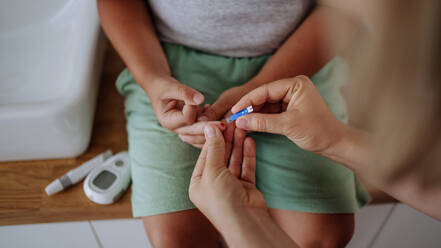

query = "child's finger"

[
  {"left": 161, "top": 109, "right": 188, "bottom": 130},
  {"left": 175, "top": 121, "right": 226, "bottom": 135},
  {"left": 228, "top": 128, "right": 246, "bottom": 178},
  {"left": 178, "top": 134, "right": 206, "bottom": 145},
  {"left": 196, "top": 104, "right": 210, "bottom": 116},
  {"left": 182, "top": 104, "right": 198, "bottom": 122},
  {"left": 240, "top": 137, "right": 256, "bottom": 184},
  {"left": 162, "top": 104, "right": 199, "bottom": 130},
  {"left": 165, "top": 83, "right": 205, "bottom": 105},
  {"left": 198, "top": 99, "right": 228, "bottom": 121},
  {"left": 191, "top": 144, "right": 204, "bottom": 149}
]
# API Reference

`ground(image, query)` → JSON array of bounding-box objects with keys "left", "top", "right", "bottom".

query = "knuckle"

[
  {"left": 281, "top": 113, "right": 296, "bottom": 135},
  {"left": 182, "top": 113, "right": 196, "bottom": 125},
  {"left": 184, "top": 117, "right": 194, "bottom": 126},
  {"left": 159, "top": 119, "right": 174, "bottom": 131},
  {"left": 208, "top": 137, "right": 224, "bottom": 149},
  {"left": 205, "top": 108, "right": 218, "bottom": 120},
  {"left": 261, "top": 83, "right": 269, "bottom": 95},
  {"left": 177, "top": 86, "right": 191, "bottom": 100},
  {"left": 254, "top": 118, "right": 266, "bottom": 131},
  {"left": 295, "top": 75, "right": 309, "bottom": 82},
  {"left": 294, "top": 75, "right": 311, "bottom": 87}
]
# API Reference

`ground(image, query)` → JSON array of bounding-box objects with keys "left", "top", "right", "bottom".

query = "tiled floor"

[
  {"left": 1, "top": 203, "right": 440, "bottom": 248},
  {"left": 346, "top": 203, "right": 396, "bottom": 248}
]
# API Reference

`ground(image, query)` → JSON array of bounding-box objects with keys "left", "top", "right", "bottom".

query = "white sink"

[{"left": 0, "top": 0, "right": 106, "bottom": 161}]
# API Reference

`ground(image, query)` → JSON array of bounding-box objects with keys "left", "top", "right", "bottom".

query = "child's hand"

[
  {"left": 146, "top": 76, "right": 205, "bottom": 131},
  {"left": 232, "top": 76, "right": 346, "bottom": 153},
  {"left": 198, "top": 86, "right": 249, "bottom": 122},
  {"left": 175, "top": 120, "right": 227, "bottom": 148},
  {"left": 178, "top": 85, "right": 249, "bottom": 149}
]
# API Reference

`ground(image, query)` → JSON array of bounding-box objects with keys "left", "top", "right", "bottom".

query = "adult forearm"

[
  {"left": 215, "top": 207, "right": 297, "bottom": 248},
  {"left": 249, "top": 5, "right": 359, "bottom": 87},
  {"left": 320, "top": 124, "right": 375, "bottom": 174},
  {"left": 321, "top": 124, "right": 441, "bottom": 221},
  {"left": 97, "top": 0, "right": 170, "bottom": 89}
]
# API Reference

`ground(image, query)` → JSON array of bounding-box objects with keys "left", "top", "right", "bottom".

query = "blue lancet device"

[{"left": 226, "top": 106, "right": 253, "bottom": 123}]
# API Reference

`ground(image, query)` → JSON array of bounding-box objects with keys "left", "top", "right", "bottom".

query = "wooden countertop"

[{"left": 0, "top": 45, "right": 131, "bottom": 226}]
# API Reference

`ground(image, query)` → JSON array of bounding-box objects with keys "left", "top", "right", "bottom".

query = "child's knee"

[
  {"left": 142, "top": 210, "right": 219, "bottom": 248},
  {"left": 270, "top": 209, "right": 354, "bottom": 248},
  {"left": 301, "top": 223, "right": 354, "bottom": 248}
]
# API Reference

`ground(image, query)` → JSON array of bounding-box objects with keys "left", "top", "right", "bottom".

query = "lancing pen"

[
  {"left": 45, "top": 150, "right": 112, "bottom": 195},
  {"left": 226, "top": 106, "right": 253, "bottom": 123}
]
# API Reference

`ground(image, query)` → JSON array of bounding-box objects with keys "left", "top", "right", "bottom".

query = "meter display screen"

[{"left": 93, "top": 170, "right": 116, "bottom": 190}]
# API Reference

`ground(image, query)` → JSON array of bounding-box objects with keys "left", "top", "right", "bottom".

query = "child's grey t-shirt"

[{"left": 148, "top": 0, "right": 314, "bottom": 57}]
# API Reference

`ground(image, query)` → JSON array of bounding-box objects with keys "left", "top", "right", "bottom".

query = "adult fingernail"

[
  {"left": 198, "top": 115, "right": 208, "bottom": 121},
  {"left": 205, "top": 125, "right": 217, "bottom": 138},
  {"left": 193, "top": 94, "right": 204, "bottom": 104},
  {"left": 236, "top": 118, "right": 248, "bottom": 129}
]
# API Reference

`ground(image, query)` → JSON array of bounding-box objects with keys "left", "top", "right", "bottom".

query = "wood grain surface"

[{"left": 0, "top": 45, "right": 131, "bottom": 226}]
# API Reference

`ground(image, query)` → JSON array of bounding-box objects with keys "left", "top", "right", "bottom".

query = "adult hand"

[
  {"left": 232, "top": 75, "right": 346, "bottom": 153},
  {"left": 146, "top": 76, "right": 205, "bottom": 131},
  {"left": 189, "top": 125, "right": 266, "bottom": 223},
  {"left": 178, "top": 85, "right": 250, "bottom": 148},
  {"left": 189, "top": 125, "right": 298, "bottom": 248}
]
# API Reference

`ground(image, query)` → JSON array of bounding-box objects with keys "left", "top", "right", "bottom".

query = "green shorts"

[{"left": 116, "top": 43, "right": 370, "bottom": 217}]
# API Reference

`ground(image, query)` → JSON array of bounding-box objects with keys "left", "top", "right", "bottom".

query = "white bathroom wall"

[{"left": 0, "top": 203, "right": 440, "bottom": 248}]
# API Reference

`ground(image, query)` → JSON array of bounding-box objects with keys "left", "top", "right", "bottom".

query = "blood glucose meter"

[{"left": 83, "top": 151, "right": 131, "bottom": 205}]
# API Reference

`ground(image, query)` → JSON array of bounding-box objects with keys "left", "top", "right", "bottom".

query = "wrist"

[
  {"left": 323, "top": 120, "right": 351, "bottom": 153},
  {"left": 319, "top": 122, "right": 367, "bottom": 172},
  {"left": 216, "top": 206, "right": 297, "bottom": 248},
  {"left": 319, "top": 120, "right": 349, "bottom": 155},
  {"left": 139, "top": 74, "right": 172, "bottom": 93},
  {"left": 217, "top": 207, "right": 270, "bottom": 244}
]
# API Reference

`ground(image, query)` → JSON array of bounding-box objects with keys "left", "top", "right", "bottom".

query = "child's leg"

[
  {"left": 142, "top": 209, "right": 219, "bottom": 248},
  {"left": 252, "top": 131, "right": 363, "bottom": 247},
  {"left": 269, "top": 209, "right": 354, "bottom": 247},
  {"left": 116, "top": 43, "right": 270, "bottom": 248},
  {"left": 252, "top": 132, "right": 366, "bottom": 246},
  {"left": 116, "top": 69, "right": 220, "bottom": 247}
]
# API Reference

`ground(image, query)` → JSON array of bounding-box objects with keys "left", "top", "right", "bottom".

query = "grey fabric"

[{"left": 148, "top": 0, "right": 314, "bottom": 57}]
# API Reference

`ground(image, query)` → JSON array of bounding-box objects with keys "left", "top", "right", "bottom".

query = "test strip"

[{"left": 226, "top": 106, "right": 253, "bottom": 123}]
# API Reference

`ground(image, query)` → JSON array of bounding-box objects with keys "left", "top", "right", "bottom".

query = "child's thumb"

[
  {"left": 198, "top": 98, "right": 227, "bottom": 121},
  {"left": 166, "top": 84, "right": 204, "bottom": 105}
]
